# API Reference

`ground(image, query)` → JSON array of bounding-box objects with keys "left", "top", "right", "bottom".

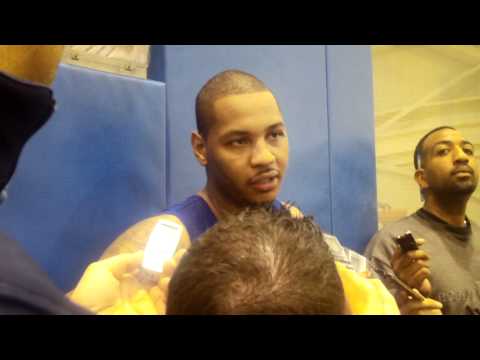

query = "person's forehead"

[
  {"left": 213, "top": 91, "right": 280, "bottom": 118},
  {"left": 424, "top": 128, "right": 467, "bottom": 150},
  {"left": 210, "top": 91, "right": 284, "bottom": 133}
]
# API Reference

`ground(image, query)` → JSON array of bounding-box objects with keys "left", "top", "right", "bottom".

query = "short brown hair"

[{"left": 167, "top": 207, "right": 346, "bottom": 315}]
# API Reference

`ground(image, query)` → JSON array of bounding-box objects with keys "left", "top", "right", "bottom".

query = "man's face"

[
  {"left": 419, "top": 128, "right": 478, "bottom": 197},
  {"left": 204, "top": 91, "right": 289, "bottom": 206}
]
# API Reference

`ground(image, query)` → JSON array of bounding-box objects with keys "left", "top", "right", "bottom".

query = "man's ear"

[
  {"left": 192, "top": 132, "right": 207, "bottom": 167},
  {"left": 414, "top": 168, "right": 429, "bottom": 191}
]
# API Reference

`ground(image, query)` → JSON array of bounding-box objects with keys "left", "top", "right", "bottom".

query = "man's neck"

[
  {"left": 198, "top": 184, "right": 245, "bottom": 221},
  {"left": 423, "top": 193, "right": 470, "bottom": 227}
]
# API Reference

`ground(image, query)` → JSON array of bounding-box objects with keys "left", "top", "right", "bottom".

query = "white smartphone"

[{"left": 142, "top": 220, "right": 183, "bottom": 275}]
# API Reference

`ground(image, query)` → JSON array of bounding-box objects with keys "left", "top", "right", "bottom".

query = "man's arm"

[
  {"left": 100, "top": 214, "right": 191, "bottom": 260},
  {"left": 68, "top": 249, "right": 186, "bottom": 315}
]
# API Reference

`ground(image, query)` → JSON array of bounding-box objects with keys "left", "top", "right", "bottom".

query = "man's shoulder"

[
  {"left": 136, "top": 214, "right": 185, "bottom": 227},
  {"left": 114, "top": 195, "right": 205, "bottom": 240},
  {"left": 133, "top": 214, "right": 188, "bottom": 236},
  {"left": 100, "top": 214, "right": 187, "bottom": 259},
  {"left": 102, "top": 195, "right": 213, "bottom": 259},
  {"left": 375, "top": 213, "right": 422, "bottom": 238},
  {"left": 162, "top": 195, "right": 206, "bottom": 214},
  {"left": 365, "top": 213, "right": 422, "bottom": 257}
]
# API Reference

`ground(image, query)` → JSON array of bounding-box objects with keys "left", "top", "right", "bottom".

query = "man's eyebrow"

[
  {"left": 219, "top": 130, "right": 250, "bottom": 141},
  {"left": 265, "top": 122, "right": 285, "bottom": 131},
  {"left": 220, "top": 123, "right": 285, "bottom": 141},
  {"left": 432, "top": 140, "right": 452, "bottom": 148},
  {"left": 432, "top": 140, "right": 475, "bottom": 149}
]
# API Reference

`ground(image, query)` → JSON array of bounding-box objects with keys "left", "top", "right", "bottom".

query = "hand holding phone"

[
  {"left": 395, "top": 231, "right": 419, "bottom": 253},
  {"left": 391, "top": 231, "right": 432, "bottom": 297}
]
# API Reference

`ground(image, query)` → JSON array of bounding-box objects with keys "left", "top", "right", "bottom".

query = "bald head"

[
  {"left": 414, "top": 126, "right": 456, "bottom": 170},
  {"left": 195, "top": 70, "right": 272, "bottom": 137}
]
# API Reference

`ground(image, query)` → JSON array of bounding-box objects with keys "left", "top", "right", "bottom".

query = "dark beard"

[
  {"left": 212, "top": 173, "right": 276, "bottom": 210},
  {"left": 449, "top": 178, "right": 478, "bottom": 196},
  {"left": 430, "top": 181, "right": 477, "bottom": 202}
]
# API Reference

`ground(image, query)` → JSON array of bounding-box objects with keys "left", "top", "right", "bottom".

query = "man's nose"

[
  {"left": 250, "top": 141, "right": 275, "bottom": 167},
  {"left": 453, "top": 146, "right": 469, "bottom": 164}
]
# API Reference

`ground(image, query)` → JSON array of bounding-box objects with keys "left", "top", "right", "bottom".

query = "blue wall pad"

[
  {"left": 326, "top": 46, "right": 378, "bottom": 251},
  {"left": 149, "top": 45, "right": 332, "bottom": 232},
  {"left": 0, "top": 64, "right": 167, "bottom": 291},
  {"left": 148, "top": 45, "right": 377, "bottom": 251}
]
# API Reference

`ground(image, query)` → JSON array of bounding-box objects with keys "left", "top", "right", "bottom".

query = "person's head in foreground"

[{"left": 166, "top": 207, "right": 348, "bottom": 314}]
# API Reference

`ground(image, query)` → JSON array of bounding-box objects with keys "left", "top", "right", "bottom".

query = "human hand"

[
  {"left": 92, "top": 248, "right": 187, "bottom": 315},
  {"left": 69, "top": 251, "right": 145, "bottom": 313},
  {"left": 391, "top": 238, "right": 432, "bottom": 297},
  {"left": 145, "top": 248, "right": 187, "bottom": 315},
  {"left": 282, "top": 202, "right": 304, "bottom": 219},
  {"left": 396, "top": 289, "right": 443, "bottom": 315}
]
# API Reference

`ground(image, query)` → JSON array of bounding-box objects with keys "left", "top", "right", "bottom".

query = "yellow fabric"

[
  {"left": 336, "top": 262, "right": 400, "bottom": 315},
  {"left": 97, "top": 289, "right": 159, "bottom": 315},
  {"left": 0, "top": 45, "right": 64, "bottom": 86}
]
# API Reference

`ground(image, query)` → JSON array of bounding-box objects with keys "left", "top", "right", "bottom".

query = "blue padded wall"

[
  {"left": 326, "top": 46, "right": 378, "bottom": 251},
  {"left": 149, "top": 45, "right": 333, "bottom": 233},
  {"left": 149, "top": 45, "right": 377, "bottom": 252},
  {"left": 0, "top": 64, "right": 167, "bottom": 291}
]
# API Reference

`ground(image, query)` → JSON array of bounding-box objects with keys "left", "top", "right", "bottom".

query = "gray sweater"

[{"left": 365, "top": 209, "right": 480, "bottom": 315}]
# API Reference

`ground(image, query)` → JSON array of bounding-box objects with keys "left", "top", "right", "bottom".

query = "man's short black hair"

[
  {"left": 166, "top": 207, "right": 346, "bottom": 315},
  {"left": 413, "top": 126, "right": 456, "bottom": 170},
  {"left": 195, "top": 69, "right": 271, "bottom": 137}
]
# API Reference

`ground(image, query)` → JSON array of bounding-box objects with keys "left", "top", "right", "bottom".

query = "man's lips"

[
  {"left": 248, "top": 170, "right": 280, "bottom": 192},
  {"left": 452, "top": 166, "right": 474, "bottom": 176},
  {"left": 248, "top": 170, "right": 280, "bottom": 185}
]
